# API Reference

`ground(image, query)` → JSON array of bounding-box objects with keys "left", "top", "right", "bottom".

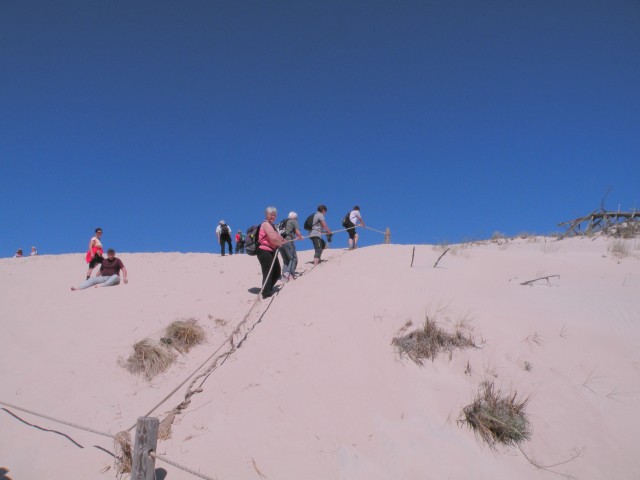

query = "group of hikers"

[
  {"left": 14, "top": 246, "right": 38, "bottom": 257},
  {"left": 69, "top": 204, "right": 365, "bottom": 297},
  {"left": 251, "top": 204, "right": 365, "bottom": 299}
]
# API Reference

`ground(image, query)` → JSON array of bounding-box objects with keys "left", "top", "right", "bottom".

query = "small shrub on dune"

[
  {"left": 460, "top": 380, "right": 531, "bottom": 448},
  {"left": 608, "top": 239, "right": 630, "bottom": 257},
  {"left": 163, "top": 318, "right": 206, "bottom": 353},
  {"left": 392, "top": 316, "right": 475, "bottom": 365},
  {"left": 125, "top": 339, "right": 176, "bottom": 380}
]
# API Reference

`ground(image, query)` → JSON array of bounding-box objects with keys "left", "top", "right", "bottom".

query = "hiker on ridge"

[
  {"left": 279, "top": 211, "right": 304, "bottom": 282},
  {"left": 86, "top": 227, "right": 104, "bottom": 279},
  {"left": 256, "top": 206, "right": 283, "bottom": 299},
  {"left": 345, "top": 205, "right": 365, "bottom": 250},
  {"left": 235, "top": 230, "right": 246, "bottom": 254},
  {"left": 308, "top": 204, "right": 332, "bottom": 266},
  {"left": 216, "top": 220, "right": 233, "bottom": 256}
]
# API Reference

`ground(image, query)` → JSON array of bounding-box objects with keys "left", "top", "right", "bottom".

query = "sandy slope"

[{"left": 1, "top": 237, "right": 639, "bottom": 479}]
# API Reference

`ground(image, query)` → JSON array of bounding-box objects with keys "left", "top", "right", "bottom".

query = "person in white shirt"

[
  {"left": 347, "top": 206, "right": 365, "bottom": 250},
  {"left": 216, "top": 220, "right": 233, "bottom": 256}
]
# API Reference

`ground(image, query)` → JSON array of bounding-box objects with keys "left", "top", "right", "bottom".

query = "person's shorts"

[
  {"left": 89, "top": 255, "right": 103, "bottom": 268},
  {"left": 347, "top": 226, "right": 357, "bottom": 239}
]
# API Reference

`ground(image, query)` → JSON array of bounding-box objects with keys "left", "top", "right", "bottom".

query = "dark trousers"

[
  {"left": 235, "top": 241, "right": 245, "bottom": 254},
  {"left": 311, "top": 236, "right": 326, "bottom": 259},
  {"left": 220, "top": 235, "right": 233, "bottom": 255},
  {"left": 256, "top": 248, "right": 281, "bottom": 297}
]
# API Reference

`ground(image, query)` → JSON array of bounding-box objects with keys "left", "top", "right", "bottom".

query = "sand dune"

[{"left": 1, "top": 237, "right": 639, "bottom": 479}]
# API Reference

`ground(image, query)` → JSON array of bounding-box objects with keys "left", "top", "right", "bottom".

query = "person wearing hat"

[
  {"left": 216, "top": 220, "right": 233, "bottom": 256},
  {"left": 235, "top": 229, "right": 246, "bottom": 254}
]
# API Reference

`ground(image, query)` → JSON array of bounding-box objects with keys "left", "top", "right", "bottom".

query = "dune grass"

[
  {"left": 392, "top": 315, "right": 475, "bottom": 365},
  {"left": 460, "top": 380, "right": 531, "bottom": 448},
  {"left": 125, "top": 339, "right": 176, "bottom": 380},
  {"left": 163, "top": 318, "right": 206, "bottom": 353}
]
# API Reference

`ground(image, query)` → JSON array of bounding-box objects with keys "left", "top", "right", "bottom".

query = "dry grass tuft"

[
  {"left": 608, "top": 239, "right": 631, "bottom": 258},
  {"left": 460, "top": 380, "right": 531, "bottom": 448},
  {"left": 392, "top": 316, "right": 475, "bottom": 365},
  {"left": 164, "top": 318, "right": 206, "bottom": 353},
  {"left": 125, "top": 339, "right": 176, "bottom": 379}
]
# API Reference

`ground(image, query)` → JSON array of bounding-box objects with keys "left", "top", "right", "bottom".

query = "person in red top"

[
  {"left": 85, "top": 227, "right": 104, "bottom": 279},
  {"left": 72, "top": 249, "right": 128, "bottom": 291},
  {"left": 256, "top": 206, "right": 284, "bottom": 299}
]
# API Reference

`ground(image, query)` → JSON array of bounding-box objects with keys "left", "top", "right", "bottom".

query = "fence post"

[
  {"left": 384, "top": 227, "right": 391, "bottom": 244},
  {"left": 131, "top": 416, "right": 159, "bottom": 480}
]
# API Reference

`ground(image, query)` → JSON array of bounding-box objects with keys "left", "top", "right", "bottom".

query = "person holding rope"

[
  {"left": 346, "top": 205, "right": 366, "bottom": 250},
  {"left": 309, "top": 204, "right": 332, "bottom": 266},
  {"left": 280, "top": 211, "right": 304, "bottom": 282},
  {"left": 257, "top": 206, "right": 284, "bottom": 299}
]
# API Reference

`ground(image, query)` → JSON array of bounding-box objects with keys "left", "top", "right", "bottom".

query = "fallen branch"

[
  {"left": 410, "top": 246, "right": 416, "bottom": 268},
  {"left": 520, "top": 275, "right": 560, "bottom": 286},
  {"left": 433, "top": 248, "right": 450, "bottom": 268}
]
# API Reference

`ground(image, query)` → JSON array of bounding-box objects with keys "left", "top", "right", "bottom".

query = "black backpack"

[
  {"left": 303, "top": 213, "right": 315, "bottom": 231},
  {"left": 277, "top": 218, "right": 290, "bottom": 238},
  {"left": 220, "top": 224, "right": 230, "bottom": 236},
  {"left": 245, "top": 224, "right": 261, "bottom": 256},
  {"left": 342, "top": 211, "right": 354, "bottom": 228}
]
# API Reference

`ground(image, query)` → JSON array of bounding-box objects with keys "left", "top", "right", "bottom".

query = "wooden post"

[
  {"left": 384, "top": 227, "right": 391, "bottom": 244},
  {"left": 410, "top": 246, "right": 415, "bottom": 267},
  {"left": 131, "top": 417, "right": 159, "bottom": 480}
]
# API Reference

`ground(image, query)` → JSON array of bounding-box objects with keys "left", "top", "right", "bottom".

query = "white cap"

[{"left": 219, "top": 220, "right": 226, "bottom": 225}]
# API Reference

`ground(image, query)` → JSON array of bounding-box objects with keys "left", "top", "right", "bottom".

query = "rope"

[
  {"left": 150, "top": 451, "right": 217, "bottom": 480},
  {"left": 0, "top": 400, "right": 115, "bottom": 439},
  {"left": 362, "top": 225, "right": 387, "bottom": 235},
  {"left": 128, "top": 243, "right": 284, "bottom": 431}
]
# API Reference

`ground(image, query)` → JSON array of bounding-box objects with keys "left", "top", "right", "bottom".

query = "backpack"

[
  {"left": 240, "top": 233, "right": 246, "bottom": 242},
  {"left": 277, "top": 218, "right": 290, "bottom": 238},
  {"left": 303, "top": 213, "right": 315, "bottom": 231},
  {"left": 342, "top": 211, "right": 354, "bottom": 228},
  {"left": 219, "top": 224, "right": 230, "bottom": 236},
  {"left": 245, "top": 224, "right": 261, "bottom": 256}
]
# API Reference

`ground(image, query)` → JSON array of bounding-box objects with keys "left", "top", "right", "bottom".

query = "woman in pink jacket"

[{"left": 256, "top": 206, "right": 284, "bottom": 299}]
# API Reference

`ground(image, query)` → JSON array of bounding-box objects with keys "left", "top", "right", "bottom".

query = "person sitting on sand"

[
  {"left": 72, "top": 249, "right": 128, "bottom": 291},
  {"left": 14, "top": 249, "right": 23, "bottom": 258},
  {"left": 86, "top": 227, "right": 104, "bottom": 279}
]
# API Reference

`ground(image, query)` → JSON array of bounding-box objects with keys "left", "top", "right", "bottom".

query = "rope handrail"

[
  {"left": 0, "top": 400, "right": 115, "bottom": 439},
  {"left": 150, "top": 451, "right": 217, "bottom": 480}
]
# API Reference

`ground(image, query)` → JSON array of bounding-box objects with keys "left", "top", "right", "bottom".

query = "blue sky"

[{"left": 2, "top": 1, "right": 638, "bottom": 256}]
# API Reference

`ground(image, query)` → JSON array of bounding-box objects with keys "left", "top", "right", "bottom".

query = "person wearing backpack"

[
  {"left": 235, "top": 230, "right": 246, "bottom": 254},
  {"left": 216, "top": 220, "right": 233, "bottom": 256},
  {"left": 308, "top": 204, "right": 332, "bottom": 266},
  {"left": 279, "top": 211, "right": 304, "bottom": 282},
  {"left": 256, "top": 206, "right": 284, "bottom": 299},
  {"left": 346, "top": 205, "right": 365, "bottom": 250}
]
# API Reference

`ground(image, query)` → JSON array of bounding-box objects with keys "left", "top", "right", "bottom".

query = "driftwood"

[
  {"left": 558, "top": 208, "right": 639, "bottom": 238},
  {"left": 520, "top": 275, "right": 560, "bottom": 286},
  {"left": 410, "top": 246, "right": 416, "bottom": 268},
  {"left": 433, "top": 248, "right": 450, "bottom": 268}
]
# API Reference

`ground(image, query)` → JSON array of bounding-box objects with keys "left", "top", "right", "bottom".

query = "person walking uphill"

[
  {"left": 346, "top": 205, "right": 366, "bottom": 249},
  {"left": 216, "top": 220, "right": 233, "bottom": 256},
  {"left": 280, "top": 211, "right": 304, "bottom": 282},
  {"left": 235, "top": 230, "right": 246, "bottom": 254},
  {"left": 308, "top": 204, "right": 332, "bottom": 266},
  {"left": 256, "top": 206, "right": 283, "bottom": 299}
]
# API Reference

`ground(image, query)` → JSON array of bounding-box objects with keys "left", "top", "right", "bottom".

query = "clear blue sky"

[{"left": 2, "top": 1, "right": 638, "bottom": 256}]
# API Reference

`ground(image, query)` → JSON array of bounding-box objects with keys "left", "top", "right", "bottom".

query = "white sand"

[{"left": 1, "top": 237, "right": 639, "bottom": 479}]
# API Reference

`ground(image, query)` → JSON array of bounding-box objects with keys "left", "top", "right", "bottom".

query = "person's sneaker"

[{"left": 262, "top": 291, "right": 273, "bottom": 299}]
